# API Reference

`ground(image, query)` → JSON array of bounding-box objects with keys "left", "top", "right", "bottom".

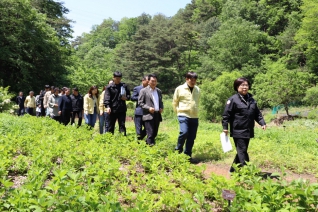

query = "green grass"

[{"left": 0, "top": 113, "right": 318, "bottom": 211}]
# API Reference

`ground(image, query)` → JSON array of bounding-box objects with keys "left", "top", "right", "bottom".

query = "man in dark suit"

[
  {"left": 138, "top": 74, "right": 164, "bottom": 146},
  {"left": 131, "top": 76, "right": 148, "bottom": 140},
  {"left": 58, "top": 87, "right": 73, "bottom": 125},
  {"left": 16, "top": 91, "right": 25, "bottom": 116}
]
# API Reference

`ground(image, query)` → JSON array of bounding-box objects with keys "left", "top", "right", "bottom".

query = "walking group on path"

[{"left": 16, "top": 71, "right": 266, "bottom": 172}]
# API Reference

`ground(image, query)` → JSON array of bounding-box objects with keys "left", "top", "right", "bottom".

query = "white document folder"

[{"left": 220, "top": 132, "right": 232, "bottom": 153}]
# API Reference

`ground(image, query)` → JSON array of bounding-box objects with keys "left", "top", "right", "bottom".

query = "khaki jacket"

[
  {"left": 172, "top": 83, "right": 200, "bottom": 118},
  {"left": 84, "top": 94, "right": 99, "bottom": 114},
  {"left": 24, "top": 95, "right": 36, "bottom": 108},
  {"left": 43, "top": 91, "right": 51, "bottom": 108},
  {"left": 99, "top": 91, "right": 107, "bottom": 113}
]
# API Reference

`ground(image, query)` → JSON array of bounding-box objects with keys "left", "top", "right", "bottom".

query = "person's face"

[
  {"left": 237, "top": 81, "right": 249, "bottom": 95},
  {"left": 55, "top": 90, "right": 59, "bottom": 95},
  {"left": 148, "top": 77, "right": 157, "bottom": 89},
  {"left": 19, "top": 92, "right": 23, "bottom": 96},
  {"left": 142, "top": 78, "right": 148, "bottom": 87},
  {"left": 113, "top": 76, "right": 121, "bottom": 84},
  {"left": 92, "top": 88, "right": 97, "bottom": 95},
  {"left": 73, "top": 90, "right": 78, "bottom": 96},
  {"left": 30, "top": 92, "right": 34, "bottom": 97},
  {"left": 65, "top": 89, "right": 70, "bottom": 95},
  {"left": 186, "top": 77, "right": 197, "bottom": 88}
]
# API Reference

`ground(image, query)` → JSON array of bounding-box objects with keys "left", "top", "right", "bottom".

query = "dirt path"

[{"left": 199, "top": 162, "right": 317, "bottom": 183}]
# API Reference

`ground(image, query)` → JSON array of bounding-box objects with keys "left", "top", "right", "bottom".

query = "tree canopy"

[{"left": 1, "top": 0, "right": 318, "bottom": 119}]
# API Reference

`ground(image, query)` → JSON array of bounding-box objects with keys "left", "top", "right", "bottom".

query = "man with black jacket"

[
  {"left": 16, "top": 92, "right": 25, "bottom": 116},
  {"left": 70, "top": 87, "right": 84, "bottom": 127},
  {"left": 58, "top": 87, "right": 73, "bottom": 126},
  {"left": 104, "top": 71, "right": 131, "bottom": 136}
]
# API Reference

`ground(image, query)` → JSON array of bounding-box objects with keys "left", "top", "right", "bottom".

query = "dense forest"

[{"left": 1, "top": 0, "right": 318, "bottom": 120}]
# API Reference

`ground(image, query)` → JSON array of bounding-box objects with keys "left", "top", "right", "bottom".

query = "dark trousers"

[
  {"left": 26, "top": 108, "right": 34, "bottom": 115},
  {"left": 108, "top": 112, "right": 126, "bottom": 135},
  {"left": 51, "top": 115, "right": 60, "bottom": 122},
  {"left": 175, "top": 116, "right": 199, "bottom": 157},
  {"left": 71, "top": 110, "right": 83, "bottom": 126},
  {"left": 61, "top": 110, "right": 71, "bottom": 126},
  {"left": 144, "top": 113, "right": 161, "bottom": 145},
  {"left": 99, "top": 112, "right": 110, "bottom": 134},
  {"left": 134, "top": 115, "right": 146, "bottom": 140},
  {"left": 230, "top": 138, "right": 250, "bottom": 172},
  {"left": 18, "top": 107, "right": 25, "bottom": 116},
  {"left": 40, "top": 105, "right": 46, "bottom": 116}
]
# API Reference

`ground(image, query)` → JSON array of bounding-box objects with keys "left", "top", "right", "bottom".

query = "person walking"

[
  {"left": 16, "top": 92, "right": 25, "bottom": 116},
  {"left": 70, "top": 87, "right": 84, "bottom": 127},
  {"left": 173, "top": 72, "right": 200, "bottom": 160},
  {"left": 39, "top": 85, "right": 50, "bottom": 116},
  {"left": 24, "top": 91, "right": 36, "bottom": 115},
  {"left": 58, "top": 87, "right": 73, "bottom": 126},
  {"left": 138, "top": 74, "right": 164, "bottom": 146},
  {"left": 35, "top": 90, "right": 42, "bottom": 117},
  {"left": 43, "top": 86, "right": 54, "bottom": 116},
  {"left": 131, "top": 76, "right": 148, "bottom": 140},
  {"left": 222, "top": 77, "right": 266, "bottom": 172},
  {"left": 84, "top": 86, "right": 99, "bottom": 129},
  {"left": 99, "top": 80, "right": 113, "bottom": 134},
  {"left": 104, "top": 71, "right": 131, "bottom": 136},
  {"left": 48, "top": 87, "right": 61, "bottom": 122}
]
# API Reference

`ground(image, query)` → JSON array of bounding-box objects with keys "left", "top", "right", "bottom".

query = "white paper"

[{"left": 220, "top": 132, "right": 232, "bottom": 153}]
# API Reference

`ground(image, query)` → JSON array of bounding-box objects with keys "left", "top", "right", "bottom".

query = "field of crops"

[{"left": 0, "top": 113, "right": 318, "bottom": 211}]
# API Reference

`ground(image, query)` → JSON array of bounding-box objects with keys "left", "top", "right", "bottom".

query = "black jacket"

[
  {"left": 58, "top": 95, "right": 73, "bottom": 111},
  {"left": 70, "top": 94, "right": 83, "bottom": 111},
  {"left": 104, "top": 82, "right": 131, "bottom": 113},
  {"left": 16, "top": 96, "right": 25, "bottom": 108},
  {"left": 222, "top": 93, "right": 266, "bottom": 138}
]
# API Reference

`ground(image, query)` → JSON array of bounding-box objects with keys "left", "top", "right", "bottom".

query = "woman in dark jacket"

[{"left": 222, "top": 77, "right": 266, "bottom": 172}]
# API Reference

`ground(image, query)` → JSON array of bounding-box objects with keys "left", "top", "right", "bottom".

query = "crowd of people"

[{"left": 15, "top": 71, "right": 266, "bottom": 171}]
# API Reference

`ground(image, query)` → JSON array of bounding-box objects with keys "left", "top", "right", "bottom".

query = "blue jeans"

[
  {"left": 99, "top": 112, "right": 110, "bottom": 134},
  {"left": 84, "top": 107, "right": 97, "bottom": 128},
  {"left": 175, "top": 116, "right": 199, "bottom": 157}
]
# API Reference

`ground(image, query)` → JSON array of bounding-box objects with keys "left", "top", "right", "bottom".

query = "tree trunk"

[{"left": 284, "top": 103, "right": 289, "bottom": 116}]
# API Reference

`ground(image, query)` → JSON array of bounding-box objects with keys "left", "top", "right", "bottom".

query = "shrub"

[{"left": 0, "top": 86, "right": 15, "bottom": 113}]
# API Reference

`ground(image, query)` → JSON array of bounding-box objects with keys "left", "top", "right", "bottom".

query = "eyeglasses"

[{"left": 239, "top": 84, "right": 249, "bottom": 87}]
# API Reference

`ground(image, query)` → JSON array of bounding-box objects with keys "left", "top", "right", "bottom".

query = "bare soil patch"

[{"left": 199, "top": 162, "right": 317, "bottom": 183}]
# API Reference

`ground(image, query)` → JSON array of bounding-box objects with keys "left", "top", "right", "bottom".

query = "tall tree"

[
  {"left": 295, "top": 0, "right": 318, "bottom": 75},
  {"left": 253, "top": 59, "right": 311, "bottom": 116},
  {"left": 0, "top": 0, "right": 71, "bottom": 93}
]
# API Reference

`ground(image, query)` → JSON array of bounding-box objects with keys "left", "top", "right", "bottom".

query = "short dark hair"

[
  {"left": 142, "top": 76, "right": 147, "bottom": 81},
  {"left": 54, "top": 87, "right": 59, "bottom": 93},
  {"left": 185, "top": 71, "right": 198, "bottom": 79},
  {"left": 113, "top": 71, "right": 122, "bottom": 77},
  {"left": 148, "top": 74, "right": 157, "bottom": 81},
  {"left": 233, "top": 77, "right": 250, "bottom": 91},
  {"left": 73, "top": 87, "right": 79, "bottom": 91}
]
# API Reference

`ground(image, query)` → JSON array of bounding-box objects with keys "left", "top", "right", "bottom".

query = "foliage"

[
  {"left": 0, "top": 87, "right": 15, "bottom": 113},
  {"left": 0, "top": 113, "right": 317, "bottom": 211},
  {"left": 303, "top": 86, "right": 318, "bottom": 107},
  {"left": 253, "top": 59, "right": 311, "bottom": 116},
  {"left": 0, "top": 0, "right": 71, "bottom": 93},
  {"left": 200, "top": 71, "right": 241, "bottom": 121},
  {"left": 295, "top": 0, "right": 318, "bottom": 75}
]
